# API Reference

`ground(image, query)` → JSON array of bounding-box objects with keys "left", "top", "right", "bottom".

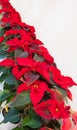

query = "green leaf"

[
  {"left": 34, "top": 53, "right": 44, "bottom": 62},
  {"left": 3, "top": 108, "right": 21, "bottom": 124},
  {"left": 12, "top": 127, "right": 24, "bottom": 130},
  {"left": 12, "top": 92, "right": 31, "bottom": 109},
  {"left": 5, "top": 74, "right": 18, "bottom": 85},
  {"left": 15, "top": 49, "right": 28, "bottom": 58},
  {"left": 22, "top": 116, "right": 30, "bottom": 126},
  {"left": 22, "top": 116, "right": 42, "bottom": 128},
  {"left": 0, "top": 27, "right": 4, "bottom": 36},
  {"left": 22, "top": 109, "right": 43, "bottom": 128},
  {"left": 3, "top": 82, "right": 17, "bottom": 90},
  {"left": 0, "top": 73, "right": 8, "bottom": 83},
  {"left": 0, "top": 90, "right": 10, "bottom": 102},
  {"left": 0, "top": 67, "right": 7, "bottom": 74},
  {"left": 0, "top": 49, "right": 8, "bottom": 59}
]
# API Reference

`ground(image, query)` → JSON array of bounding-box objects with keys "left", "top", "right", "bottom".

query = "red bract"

[
  {"left": 12, "top": 22, "right": 35, "bottom": 33},
  {"left": 67, "top": 89, "right": 72, "bottom": 100},
  {"left": 0, "top": 58, "right": 15, "bottom": 67},
  {"left": 30, "top": 81, "right": 48, "bottom": 106},
  {"left": 49, "top": 66, "right": 77, "bottom": 89},
  {"left": 0, "top": 36, "right": 4, "bottom": 43},
  {"left": 0, "top": 0, "right": 9, "bottom": 3},
  {"left": 39, "top": 46, "right": 54, "bottom": 64},
  {"left": 12, "top": 65, "right": 29, "bottom": 80},
  {"left": 17, "top": 57, "right": 35, "bottom": 67},
  {"left": 53, "top": 75, "right": 77, "bottom": 89},
  {"left": 61, "top": 118, "right": 72, "bottom": 130},
  {"left": 71, "top": 111, "right": 77, "bottom": 124},
  {"left": 17, "top": 83, "right": 29, "bottom": 93},
  {"left": 34, "top": 100, "right": 53, "bottom": 119},
  {"left": 34, "top": 62, "right": 50, "bottom": 81}
]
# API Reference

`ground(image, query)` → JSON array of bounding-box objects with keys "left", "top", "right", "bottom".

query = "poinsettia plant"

[{"left": 0, "top": 0, "right": 77, "bottom": 130}]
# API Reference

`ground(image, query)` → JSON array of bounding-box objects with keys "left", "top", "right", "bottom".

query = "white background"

[{"left": 0, "top": 0, "right": 77, "bottom": 129}]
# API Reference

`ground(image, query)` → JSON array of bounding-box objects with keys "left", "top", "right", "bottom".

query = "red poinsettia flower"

[
  {"left": 1, "top": 6, "right": 21, "bottom": 24},
  {"left": 48, "top": 100, "right": 70, "bottom": 119},
  {"left": 17, "top": 80, "right": 48, "bottom": 106},
  {"left": 34, "top": 99, "right": 70, "bottom": 120}
]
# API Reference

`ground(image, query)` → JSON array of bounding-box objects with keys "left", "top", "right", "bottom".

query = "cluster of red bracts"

[{"left": 0, "top": 0, "right": 77, "bottom": 130}]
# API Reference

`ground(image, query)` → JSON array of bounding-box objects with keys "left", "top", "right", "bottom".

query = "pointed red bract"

[
  {"left": 0, "top": 36, "right": 4, "bottom": 43},
  {"left": 61, "top": 118, "right": 72, "bottom": 130},
  {"left": 17, "top": 57, "right": 35, "bottom": 67},
  {"left": 0, "top": 59, "right": 15, "bottom": 67},
  {"left": 67, "top": 89, "right": 72, "bottom": 100},
  {"left": 12, "top": 65, "right": 29, "bottom": 80},
  {"left": 17, "top": 83, "right": 29, "bottom": 93},
  {"left": 34, "top": 100, "right": 53, "bottom": 119},
  {"left": 30, "top": 81, "right": 48, "bottom": 105}
]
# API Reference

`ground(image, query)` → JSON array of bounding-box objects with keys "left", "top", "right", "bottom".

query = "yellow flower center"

[
  {"left": 56, "top": 108, "right": 59, "bottom": 112},
  {"left": 33, "top": 84, "right": 38, "bottom": 89}
]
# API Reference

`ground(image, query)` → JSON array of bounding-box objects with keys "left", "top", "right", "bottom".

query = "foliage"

[{"left": 0, "top": 0, "right": 77, "bottom": 129}]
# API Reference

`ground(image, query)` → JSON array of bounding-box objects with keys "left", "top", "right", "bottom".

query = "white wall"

[{"left": 0, "top": 0, "right": 77, "bottom": 129}]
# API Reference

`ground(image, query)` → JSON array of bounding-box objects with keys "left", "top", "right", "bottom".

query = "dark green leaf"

[
  {"left": 12, "top": 127, "right": 24, "bottom": 130},
  {"left": 0, "top": 73, "right": 7, "bottom": 83},
  {"left": 22, "top": 116, "right": 42, "bottom": 128},
  {"left": 0, "top": 26, "right": 3, "bottom": 36},
  {"left": 3, "top": 82, "right": 17, "bottom": 90},
  {"left": 0, "top": 49, "right": 8, "bottom": 59},
  {"left": 12, "top": 92, "right": 31, "bottom": 109},
  {"left": 34, "top": 53, "right": 44, "bottom": 62},
  {"left": 3, "top": 108, "right": 21, "bottom": 124},
  {"left": 0, "top": 67, "right": 7, "bottom": 74},
  {"left": 22, "top": 109, "right": 43, "bottom": 128},
  {"left": 20, "top": 52, "right": 29, "bottom": 58},
  {"left": 0, "top": 90, "right": 10, "bottom": 102},
  {"left": 5, "top": 74, "right": 18, "bottom": 85},
  {"left": 15, "top": 49, "right": 28, "bottom": 58}
]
